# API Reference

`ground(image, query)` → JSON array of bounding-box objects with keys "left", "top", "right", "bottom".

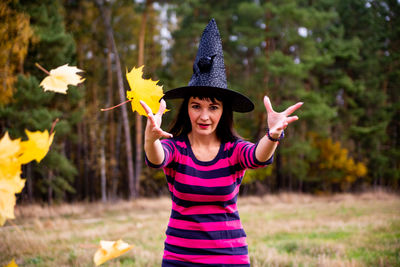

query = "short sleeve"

[
  {"left": 235, "top": 140, "right": 273, "bottom": 170},
  {"left": 145, "top": 138, "right": 176, "bottom": 169}
]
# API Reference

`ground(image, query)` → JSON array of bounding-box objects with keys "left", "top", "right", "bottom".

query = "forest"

[{"left": 1, "top": 0, "right": 399, "bottom": 203}]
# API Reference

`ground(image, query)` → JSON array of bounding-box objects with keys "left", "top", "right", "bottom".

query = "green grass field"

[{"left": 1, "top": 191, "right": 399, "bottom": 266}]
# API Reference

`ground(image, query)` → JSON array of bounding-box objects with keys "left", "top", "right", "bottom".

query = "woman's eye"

[
  {"left": 191, "top": 105, "right": 200, "bottom": 109},
  {"left": 210, "top": 105, "right": 219, "bottom": 111}
]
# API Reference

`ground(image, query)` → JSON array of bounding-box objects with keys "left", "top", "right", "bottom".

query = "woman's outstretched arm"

[
  {"left": 255, "top": 96, "right": 303, "bottom": 162},
  {"left": 140, "top": 99, "right": 172, "bottom": 165}
]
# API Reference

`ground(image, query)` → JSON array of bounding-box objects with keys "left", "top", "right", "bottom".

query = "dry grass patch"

[{"left": 1, "top": 192, "right": 399, "bottom": 266}]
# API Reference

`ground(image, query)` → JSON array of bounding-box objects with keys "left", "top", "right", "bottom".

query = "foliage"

[
  {"left": 308, "top": 133, "right": 368, "bottom": 192},
  {"left": 0, "top": 0, "right": 33, "bottom": 105},
  {"left": 0, "top": 0, "right": 399, "bottom": 201},
  {"left": 0, "top": 0, "right": 82, "bottom": 202}
]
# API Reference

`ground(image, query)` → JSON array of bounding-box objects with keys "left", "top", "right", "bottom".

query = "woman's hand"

[
  {"left": 263, "top": 96, "right": 303, "bottom": 138},
  {"left": 140, "top": 99, "right": 173, "bottom": 143}
]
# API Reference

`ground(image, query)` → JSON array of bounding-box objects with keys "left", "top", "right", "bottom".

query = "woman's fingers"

[
  {"left": 147, "top": 113, "right": 158, "bottom": 128},
  {"left": 152, "top": 127, "right": 173, "bottom": 139},
  {"left": 140, "top": 100, "right": 159, "bottom": 128},
  {"left": 286, "top": 115, "right": 299, "bottom": 124},
  {"left": 161, "top": 130, "right": 173, "bottom": 138},
  {"left": 283, "top": 102, "right": 303, "bottom": 116},
  {"left": 141, "top": 99, "right": 172, "bottom": 139},
  {"left": 157, "top": 99, "right": 167, "bottom": 115},
  {"left": 140, "top": 100, "right": 152, "bottom": 114},
  {"left": 263, "top": 96, "right": 274, "bottom": 114}
]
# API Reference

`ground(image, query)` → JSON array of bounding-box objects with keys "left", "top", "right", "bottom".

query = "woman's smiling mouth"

[{"left": 198, "top": 123, "right": 210, "bottom": 129}]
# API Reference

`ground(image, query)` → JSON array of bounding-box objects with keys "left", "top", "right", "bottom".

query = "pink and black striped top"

[{"left": 146, "top": 135, "right": 273, "bottom": 267}]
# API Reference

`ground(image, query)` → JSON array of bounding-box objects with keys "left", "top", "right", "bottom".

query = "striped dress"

[{"left": 145, "top": 135, "right": 273, "bottom": 266}]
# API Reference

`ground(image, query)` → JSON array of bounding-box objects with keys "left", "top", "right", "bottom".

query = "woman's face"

[{"left": 188, "top": 96, "right": 223, "bottom": 138}]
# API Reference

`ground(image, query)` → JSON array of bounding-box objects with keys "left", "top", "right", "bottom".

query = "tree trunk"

[
  {"left": 135, "top": 0, "right": 153, "bottom": 197},
  {"left": 113, "top": 118, "right": 122, "bottom": 199},
  {"left": 48, "top": 170, "right": 53, "bottom": 205},
  {"left": 83, "top": 122, "right": 90, "bottom": 200},
  {"left": 26, "top": 164, "right": 33, "bottom": 202},
  {"left": 99, "top": 11, "right": 116, "bottom": 203},
  {"left": 96, "top": 0, "right": 136, "bottom": 199},
  {"left": 100, "top": 141, "right": 107, "bottom": 202}
]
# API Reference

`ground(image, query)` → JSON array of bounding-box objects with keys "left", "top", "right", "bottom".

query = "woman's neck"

[
  {"left": 187, "top": 132, "right": 221, "bottom": 162},
  {"left": 187, "top": 132, "right": 220, "bottom": 148}
]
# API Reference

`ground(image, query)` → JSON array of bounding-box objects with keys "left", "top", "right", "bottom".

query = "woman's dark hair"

[{"left": 168, "top": 94, "right": 241, "bottom": 143}]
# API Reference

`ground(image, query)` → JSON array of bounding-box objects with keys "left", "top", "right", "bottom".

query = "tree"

[
  {"left": 0, "top": 0, "right": 32, "bottom": 105},
  {"left": 0, "top": 0, "right": 82, "bottom": 203}
]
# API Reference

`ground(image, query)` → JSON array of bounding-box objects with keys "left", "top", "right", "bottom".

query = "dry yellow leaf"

[
  {"left": 93, "top": 239, "right": 134, "bottom": 266},
  {"left": 3, "top": 259, "right": 18, "bottom": 267},
  {"left": 0, "top": 132, "right": 22, "bottom": 179},
  {"left": 0, "top": 132, "right": 21, "bottom": 159},
  {"left": 0, "top": 190, "right": 18, "bottom": 226},
  {"left": 0, "top": 130, "right": 53, "bottom": 226},
  {"left": 40, "top": 64, "right": 85, "bottom": 94},
  {"left": 0, "top": 174, "right": 26, "bottom": 195},
  {"left": 19, "top": 130, "right": 55, "bottom": 164},
  {"left": 126, "top": 66, "right": 165, "bottom": 116}
]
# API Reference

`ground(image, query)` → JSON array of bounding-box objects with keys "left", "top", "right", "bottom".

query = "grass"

[{"left": 0, "top": 191, "right": 399, "bottom": 266}]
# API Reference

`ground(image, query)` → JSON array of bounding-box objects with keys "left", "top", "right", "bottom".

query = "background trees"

[{"left": 0, "top": 0, "right": 398, "bottom": 203}]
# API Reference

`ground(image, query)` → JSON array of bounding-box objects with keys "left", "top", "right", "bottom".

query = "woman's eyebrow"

[
  {"left": 189, "top": 100, "right": 221, "bottom": 105},
  {"left": 210, "top": 102, "right": 221, "bottom": 106}
]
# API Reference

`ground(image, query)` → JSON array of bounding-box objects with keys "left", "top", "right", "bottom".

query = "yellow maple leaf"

[
  {"left": 93, "top": 239, "right": 134, "bottom": 266},
  {"left": 126, "top": 66, "right": 165, "bottom": 116},
  {"left": 0, "top": 174, "right": 26, "bottom": 195},
  {"left": 0, "top": 132, "right": 22, "bottom": 179},
  {"left": 3, "top": 259, "right": 18, "bottom": 267},
  {"left": 0, "top": 190, "right": 18, "bottom": 226},
  {"left": 39, "top": 64, "right": 85, "bottom": 94},
  {"left": 0, "top": 129, "right": 53, "bottom": 226},
  {"left": 18, "top": 130, "right": 55, "bottom": 164},
  {"left": 0, "top": 132, "right": 21, "bottom": 159}
]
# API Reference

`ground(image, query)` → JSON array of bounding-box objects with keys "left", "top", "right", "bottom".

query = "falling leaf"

[
  {"left": 126, "top": 65, "right": 165, "bottom": 116},
  {"left": 0, "top": 190, "right": 19, "bottom": 226},
  {"left": 0, "top": 132, "right": 22, "bottom": 179},
  {"left": 18, "top": 130, "right": 55, "bottom": 164},
  {"left": 0, "top": 173, "right": 25, "bottom": 226},
  {"left": 39, "top": 64, "right": 85, "bottom": 94},
  {"left": 0, "top": 174, "right": 26, "bottom": 195},
  {"left": 0, "top": 132, "right": 21, "bottom": 159},
  {"left": 4, "top": 259, "right": 18, "bottom": 267},
  {"left": 0, "top": 130, "right": 53, "bottom": 226},
  {"left": 93, "top": 239, "right": 134, "bottom": 266}
]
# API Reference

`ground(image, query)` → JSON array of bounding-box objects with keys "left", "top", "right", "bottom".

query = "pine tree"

[{"left": 0, "top": 0, "right": 82, "bottom": 203}]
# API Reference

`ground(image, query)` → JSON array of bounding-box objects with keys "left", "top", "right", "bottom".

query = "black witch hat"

[{"left": 163, "top": 19, "right": 254, "bottom": 113}]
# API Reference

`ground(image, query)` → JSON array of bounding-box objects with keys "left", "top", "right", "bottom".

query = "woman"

[{"left": 141, "top": 19, "right": 302, "bottom": 267}]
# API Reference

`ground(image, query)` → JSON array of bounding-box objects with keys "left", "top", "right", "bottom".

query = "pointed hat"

[{"left": 163, "top": 19, "right": 254, "bottom": 113}]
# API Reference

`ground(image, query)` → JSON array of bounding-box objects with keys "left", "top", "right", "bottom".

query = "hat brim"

[{"left": 163, "top": 86, "right": 254, "bottom": 113}]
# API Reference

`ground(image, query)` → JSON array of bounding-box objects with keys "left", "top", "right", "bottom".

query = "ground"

[{"left": 0, "top": 191, "right": 399, "bottom": 266}]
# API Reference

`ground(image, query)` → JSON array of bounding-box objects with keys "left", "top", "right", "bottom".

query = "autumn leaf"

[
  {"left": 0, "top": 173, "right": 25, "bottom": 226},
  {"left": 94, "top": 239, "right": 134, "bottom": 266},
  {"left": 126, "top": 66, "right": 165, "bottom": 116},
  {"left": 4, "top": 259, "right": 18, "bottom": 267},
  {"left": 18, "top": 130, "right": 55, "bottom": 164},
  {"left": 0, "top": 129, "right": 54, "bottom": 226},
  {"left": 39, "top": 64, "right": 85, "bottom": 94},
  {"left": 0, "top": 190, "right": 19, "bottom": 226},
  {"left": 0, "top": 132, "right": 22, "bottom": 179}
]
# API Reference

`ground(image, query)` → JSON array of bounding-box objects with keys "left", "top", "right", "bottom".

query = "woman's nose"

[{"left": 199, "top": 109, "right": 209, "bottom": 120}]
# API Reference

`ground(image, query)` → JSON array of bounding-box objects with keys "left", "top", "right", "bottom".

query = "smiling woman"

[{"left": 140, "top": 18, "right": 302, "bottom": 267}]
